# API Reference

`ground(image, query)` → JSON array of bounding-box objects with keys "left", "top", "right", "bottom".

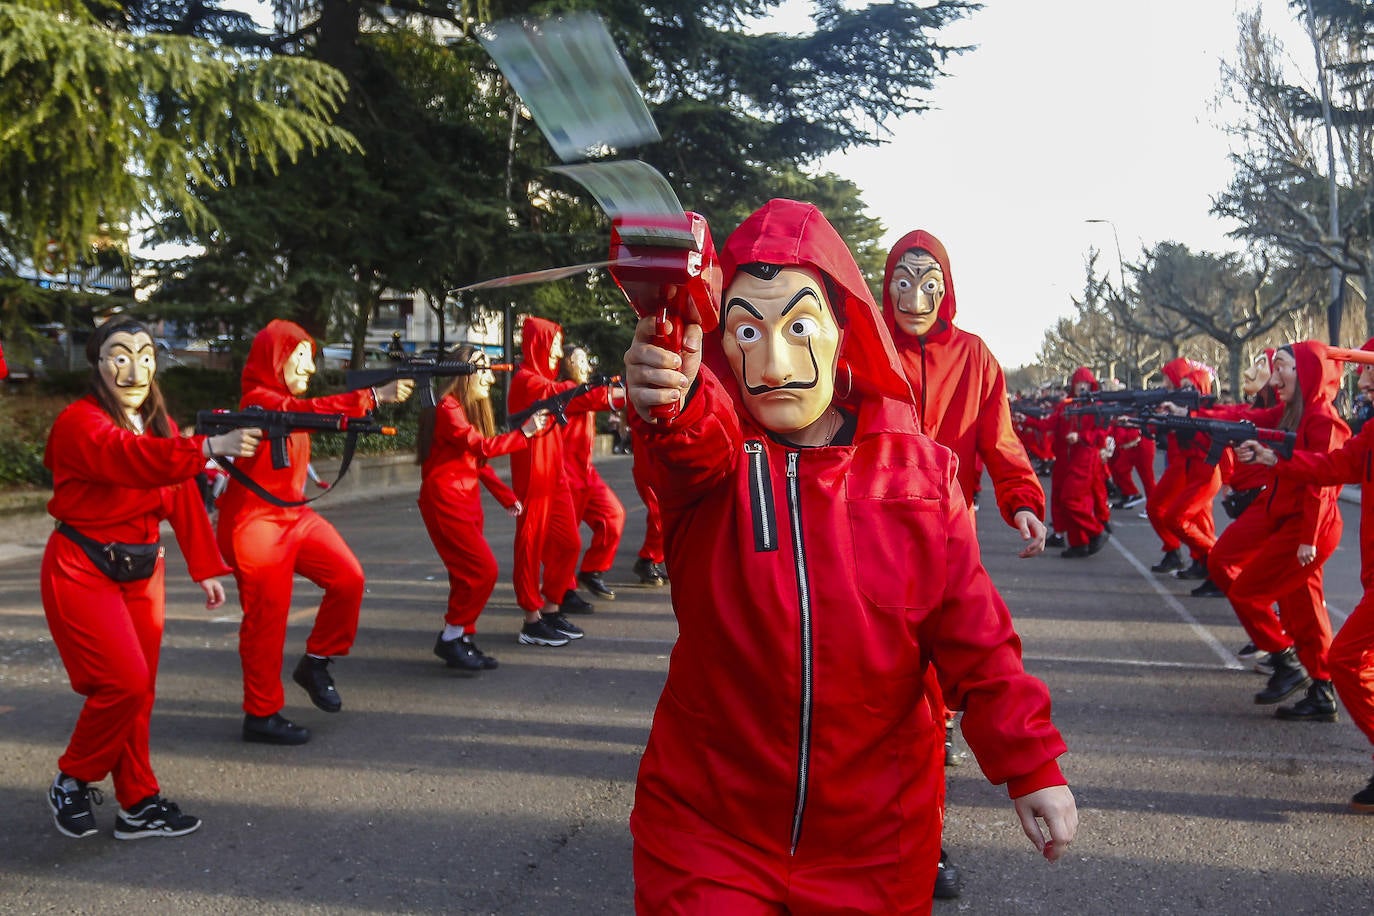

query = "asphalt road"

[{"left": 2, "top": 454, "right": 1373, "bottom": 915}]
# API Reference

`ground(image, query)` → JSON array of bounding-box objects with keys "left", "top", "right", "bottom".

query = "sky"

[{"left": 768, "top": 0, "right": 1315, "bottom": 367}]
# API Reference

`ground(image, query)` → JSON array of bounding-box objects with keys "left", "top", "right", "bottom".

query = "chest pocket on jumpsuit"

[{"left": 844, "top": 445, "right": 948, "bottom": 612}]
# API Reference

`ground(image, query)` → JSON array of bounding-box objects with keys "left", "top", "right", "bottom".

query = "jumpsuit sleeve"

[
  {"left": 1294, "top": 414, "right": 1350, "bottom": 545},
  {"left": 48, "top": 407, "right": 209, "bottom": 488},
  {"left": 978, "top": 359, "right": 1046, "bottom": 526},
  {"left": 479, "top": 464, "right": 519, "bottom": 509},
  {"left": 247, "top": 387, "right": 377, "bottom": 415},
  {"left": 1275, "top": 426, "right": 1371, "bottom": 486},
  {"left": 628, "top": 368, "right": 741, "bottom": 514},
  {"left": 918, "top": 459, "right": 1068, "bottom": 796},
  {"left": 167, "top": 478, "right": 233, "bottom": 581}
]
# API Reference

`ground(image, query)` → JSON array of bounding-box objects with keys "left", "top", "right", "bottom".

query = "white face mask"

[
  {"left": 284, "top": 340, "right": 316, "bottom": 395},
  {"left": 889, "top": 249, "right": 944, "bottom": 338},
  {"left": 98, "top": 331, "right": 157, "bottom": 416},
  {"left": 722, "top": 266, "right": 841, "bottom": 439}
]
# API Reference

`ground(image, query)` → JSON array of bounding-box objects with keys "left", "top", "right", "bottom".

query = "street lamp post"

[{"left": 1085, "top": 218, "right": 1126, "bottom": 292}]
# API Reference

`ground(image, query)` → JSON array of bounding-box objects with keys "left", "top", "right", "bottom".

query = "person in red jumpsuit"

[
  {"left": 216, "top": 320, "right": 412, "bottom": 745},
  {"left": 1195, "top": 341, "right": 1348, "bottom": 718},
  {"left": 418, "top": 345, "right": 550, "bottom": 672},
  {"left": 1023, "top": 368, "right": 1110, "bottom": 557},
  {"left": 1145, "top": 358, "right": 1221, "bottom": 577},
  {"left": 507, "top": 317, "right": 621, "bottom": 645},
  {"left": 560, "top": 345, "right": 626, "bottom": 600},
  {"left": 623, "top": 198, "right": 1076, "bottom": 913},
  {"left": 1106, "top": 419, "right": 1154, "bottom": 510},
  {"left": 1239, "top": 338, "right": 1374, "bottom": 808},
  {"left": 630, "top": 443, "right": 668, "bottom": 586},
  {"left": 43, "top": 318, "right": 260, "bottom": 839},
  {"left": 881, "top": 229, "right": 1047, "bottom": 555},
  {"left": 880, "top": 229, "right": 1050, "bottom": 897}
]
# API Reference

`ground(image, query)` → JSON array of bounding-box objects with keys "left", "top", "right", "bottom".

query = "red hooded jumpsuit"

[
  {"left": 1207, "top": 341, "right": 1349, "bottom": 681},
  {"left": 507, "top": 317, "right": 618, "bottom": 612},
  {"left": 43, "top": 398, "right": 229, "bottom": 808},
  {"left": 419, "top": 394, "right": 525, "bottom": 631},
  {"left": 631, "top": 441, "right": 665, "bottom": 567},
  {"left": 1107, "top": 420, "right": 1156, "bottom": 503},
  {"left": 1147, "top": 358, "right": 1222, "bottom": 566},
  {"left": 562, "top": 401, "right": 625, "bottom": 584},
  {"left": 215, "top": 320, "right": 378, "bottom": 718},
  {"left": 879, "top": 230, "right": 1046, "bottom": 528},
  {"left": 1269, "top": 339, "right": 1374, "bottom": 753},
  {"left": 629, "top": 200, "right": 1067, "bottom": 914},
  {"left": 1030, "top": 368, "right": 1109, "bottom": 549}
]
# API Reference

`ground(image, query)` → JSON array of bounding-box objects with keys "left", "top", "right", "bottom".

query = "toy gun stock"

[
  {"left": 608, "top": 212, "right": 722, "bottom": 423},
  {"left": 507, "top": 375, "right": 621, "bottom": 430},
  {"left": 1122, "top": 414, "right": 1295, "bottom": 465}
]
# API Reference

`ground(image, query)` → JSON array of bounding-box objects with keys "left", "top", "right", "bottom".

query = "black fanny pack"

[
  {"left": 57, "top": 522, "right": 163, "bottom": 582},
  {"left": 1222, "top": 487, "right": 1264, "bottom": 520}
]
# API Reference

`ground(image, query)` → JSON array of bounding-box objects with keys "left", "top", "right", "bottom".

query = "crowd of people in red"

[{"left": 29, "top": 195, "right": 1374, "bottom": 913}]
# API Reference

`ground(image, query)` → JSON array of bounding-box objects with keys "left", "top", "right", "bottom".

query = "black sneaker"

[
  {"left": 1351, "top": 774, "right": 1374, "bottom": 813},
  {"left": 1190, "top": 578, "right": 1224, "bottom": 597},
  {"left": 433, "top": 633, "right": 484, "bottom": 675},
  {"left": 1150, "top": 550, "right": 1184, "bottom": 573},
  {"left": 633, "top": 557, "right": 666, "bottom": 586},
  {"left": 1046, "top": 533, "right": 1065, "bottom": 548},
  {"left": 49, "top": 773, "right": 102, "bottom": 839},
  {"left": 1174, "top": 559, "right": 1208, "bottom": 580},
  {"left": 519, "top": 618, "right": 570, "bottom": 647},
  {"left": 652, "top": 562, "right": 669, "bottom": 583},
  {"left": 243, "top": 712, "right": 311, "bottom": 745},
  {"left": 933, "top": 848, "right": 962, "bottom": 899},
  {"left": 292, "top": 654, "right": 342, "bottom": 713},
  {"left": 460, "top": 634, "right": 498, "bottom": 670},
  {"left": 577, "top": 570, "right": 615, "bottom": 601},
  {"left": 113, "top": 794, "right": 201, "bottom": 840},
  {"left": 559, "top": 589, "right": 594, "bottom": 615},
  {"left": 544, "top": 612, "right": 585, "bottom": 640},
  {"left": 1121, "top": 494, "right": 1146, "bottom": 509}
]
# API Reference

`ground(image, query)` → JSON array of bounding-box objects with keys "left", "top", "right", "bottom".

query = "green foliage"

[{"left": 0, "top": 0, "right": 358, "bottom": 269}]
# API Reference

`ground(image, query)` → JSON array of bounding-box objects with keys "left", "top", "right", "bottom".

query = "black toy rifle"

[
  {"left": 1121, "top": 414, "right": 1295, "bottom": 466},
  {"left": 507, "top": 376, "right": 620, "bottom": 430},
  {"left": 1070, "top": 387, "right": 1213, "bottom": 414},
  {"left": 195, "top": 406, "right": 395, "bottom": 507},
  {"left": 344, "top": 337, "right": 513, "bottom": 409}
]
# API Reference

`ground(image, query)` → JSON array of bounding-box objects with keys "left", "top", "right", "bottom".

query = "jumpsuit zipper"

[
  {"left": 745, "top": 441, "right": 777, "bottom": 552},
  {"left": 785, "top": 450, "right": 814, "bottom": 855},
  {"left": 917, "top": 338, "right": 928, "bottom": 428}
]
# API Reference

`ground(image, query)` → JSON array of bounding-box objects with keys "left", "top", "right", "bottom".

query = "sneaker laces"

[{"left": 55, "top": 776, "right": 103, "bottom": 808}]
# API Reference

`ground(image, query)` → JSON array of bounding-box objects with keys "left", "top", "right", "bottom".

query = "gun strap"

[{"left": 213, "top": 429, "right": 364, "bottom": 509}]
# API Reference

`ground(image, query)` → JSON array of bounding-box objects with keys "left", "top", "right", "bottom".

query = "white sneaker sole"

[
  {"left": 518, "top": 634, "right": 569, "bottom": 647},
  {"left": 113, "top": 820, "right": 201, "bottom": 840}
]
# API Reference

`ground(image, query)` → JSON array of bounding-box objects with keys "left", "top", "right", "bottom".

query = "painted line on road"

[
  {"left": 1109, "top": 536, "right": 1245, "bottom": 670},
  {"left": 1025, "top": 653, "right": 1244, "bottom": 672}
]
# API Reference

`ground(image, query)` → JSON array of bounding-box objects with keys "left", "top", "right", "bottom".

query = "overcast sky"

[{"left": 772, "top": 0, "right": 1314, "bottom": 367}]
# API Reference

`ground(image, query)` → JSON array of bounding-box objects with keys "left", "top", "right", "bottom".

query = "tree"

[
  {"left": 1213, "top": 5, "right": 1373, "bottom": 341},
  {"left": 0, "top": 0, "right": 356, "bottom": 269},
  {"left": 1130, "top": 241, "right": 1309, "bottom": 393}
]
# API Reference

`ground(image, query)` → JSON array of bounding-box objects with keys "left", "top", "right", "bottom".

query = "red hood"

[
  {"left": 520, "top": 316, "right": 561, "bottom": 381},
  {"left": 242, "top": 319, "right": 314, "bottom": 400},
  {"left": 705, "top": 199, "right": 915, "bottom": 435},
  {"left": 1069, "top": 366, "right": 1099, "bottom": 391},
  {"left": 1289, "top": 339, "right": 1341, "bottom": 412},
  {"left": 881, "top": 229, "right": 956, "bottom": 344},
  {"left": 1161, "top": 357, "right": 1213, "bottom": 396}
]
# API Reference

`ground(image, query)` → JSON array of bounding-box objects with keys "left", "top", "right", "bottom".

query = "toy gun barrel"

[
  {"left": 346, "top": 358, "right": 496, "bottom": 408},
  {"left": 1327, "top": 347, "right": 1374, "bottom": 367}
]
